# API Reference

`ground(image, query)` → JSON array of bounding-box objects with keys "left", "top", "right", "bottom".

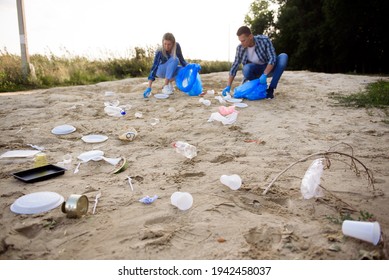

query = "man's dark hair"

[{"left": 236, "top": 26, "right": 252, "bottom": 36}]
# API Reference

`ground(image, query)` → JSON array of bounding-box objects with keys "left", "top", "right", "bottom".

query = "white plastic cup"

[
  {"left": 342, "top": 220, "right": 381, "bottom": 245},
  {"left": 63, "top": 154, "right": 72, "bottom": 170},
  {"left": 134, "top": 112, "right": 143, "bottom": 118},
  {"left": 150, "top": 118, "right": 160, "bottom": 126},
  {"left": 170, "top": 192, "right": 193, "bottom": 211},
  {"left": 220, "top": 174, "right": 242, "bottom": 190}
]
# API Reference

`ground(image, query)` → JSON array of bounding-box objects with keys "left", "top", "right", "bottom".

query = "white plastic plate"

[
  {"left": 154, "top": 94, "right": 169, "bottom": 99},
  {"left": 10, "top": 191, "right": 64, "bottom": 214},
  {"left": 77, "top": 150, "right": 104, "bottom": 162},
  {"left": 234, "top": 103, "right": 248, "bottom": 108},
  {"left": 225, "top": 97, "right": 243, "bottom": 103},
  {"left": 0, "top": 150, "right": 40, "bottom": 158},
  {"left": 51, "top": 124, "right": 76, "bottom": 135},
  {"left": 81, "top": 135, "right": 108, "bottom": 143}
]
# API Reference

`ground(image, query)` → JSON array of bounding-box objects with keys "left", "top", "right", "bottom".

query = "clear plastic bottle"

[
  {"left": 173, "top": 141, "right": 197, "bottom": 159},
  {"left": 104, "top": 106, "right": 126, "bottom": 117}
]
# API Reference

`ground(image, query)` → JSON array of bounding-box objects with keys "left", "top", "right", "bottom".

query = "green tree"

[
  {"left": 245, "top": 0, "right": 389, "bottom": 73},
  {"left": 244, "top": 0, "right": 276, "bottom": 37}
]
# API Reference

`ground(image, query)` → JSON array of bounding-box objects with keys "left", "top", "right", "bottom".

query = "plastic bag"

[
  {"left": 300, "top": 158, "right": 325, "bottom": 199},
  {"left": 233, "top": 78, "right": 267, "bottom": 100},
  {"left": 176, "top": 64, "right": 203, "bottom": 96},
  {"left": 208, "top": 111, "right": 238, "bottom": 125}
]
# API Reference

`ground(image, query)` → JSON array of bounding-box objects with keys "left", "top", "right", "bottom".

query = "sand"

[{"left": 0, "top": 71, "right": 388, "bottom": 260}]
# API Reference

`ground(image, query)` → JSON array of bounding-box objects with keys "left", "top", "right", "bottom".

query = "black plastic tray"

[{"left": 13, "top": 164, "right": 66, "bottom": 183}]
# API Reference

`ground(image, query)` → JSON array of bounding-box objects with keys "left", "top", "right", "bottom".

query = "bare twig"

[{"left": 262, "top": 145, "right": 375, "bottom": 195}]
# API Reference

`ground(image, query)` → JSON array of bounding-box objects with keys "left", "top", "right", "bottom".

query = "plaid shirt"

[
  {"left": 148, "top": 43, "right": 187, "bottom": 81},
  {"left": 230, "top": 35, "right": 277, "bottom": 77}
]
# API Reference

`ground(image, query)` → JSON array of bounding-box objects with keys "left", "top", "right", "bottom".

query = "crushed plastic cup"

[
  {"left": 199, "top": 98, "right": 211, "bottom": 106},
  {"left": 168, "top": 107, "right": 176, "bottom": 113},
  {"left": 150, "top": 118, "right": 160, "bottom": 126},
  {"left": 62, "top": 154, "right": 72, "bottom": 170},
  {"left": 342, "top": 220, "right": 381, "bottom": 245},
  {"left": 170, "top": 192, "right": 193, "bottom": 211},
  {"left": 220, "top": 174, "right": 242, "bottom": 190}
]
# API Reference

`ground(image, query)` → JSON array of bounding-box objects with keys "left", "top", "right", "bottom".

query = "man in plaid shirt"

[{"left": 222, "top": 26, "right": 288, "bottom": 99}]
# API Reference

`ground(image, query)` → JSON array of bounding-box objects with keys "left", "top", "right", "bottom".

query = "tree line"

[{"left": 245, "top": 0, "right": 388, "bottom": 74}]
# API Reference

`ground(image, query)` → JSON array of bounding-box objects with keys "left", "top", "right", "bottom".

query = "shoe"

[
  {"left": 241, "top": 78, "right": 249, "bottom": 85},
  {"left": 162, "top": 85, "right": 173, "bottom": 95},
  {"left": 266, "top": 88, "right": 274, "bottom": 99},
  {"left": 168, "top": 83, "right": 174, "bottom": 93}
]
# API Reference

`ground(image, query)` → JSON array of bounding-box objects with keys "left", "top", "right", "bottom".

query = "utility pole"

[{"left": 16, "top": 0, "right": 30, "bottom": 80}]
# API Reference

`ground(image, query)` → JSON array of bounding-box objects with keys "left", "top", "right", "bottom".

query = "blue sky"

[{"left": 0, "top": 0, "right": 255, "bottom": 61}]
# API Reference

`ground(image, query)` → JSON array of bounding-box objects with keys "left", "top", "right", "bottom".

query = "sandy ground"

[{"left": 0, "top": 71, "right": 388, "bottom": 260}]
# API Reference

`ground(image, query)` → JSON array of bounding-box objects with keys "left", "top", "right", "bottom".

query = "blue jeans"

[
  {"left": 242, "top": 53, "right": 288, "bottom": 89},
  {"left": 157, "top": 57, "right": 181, "bottom": 80}
]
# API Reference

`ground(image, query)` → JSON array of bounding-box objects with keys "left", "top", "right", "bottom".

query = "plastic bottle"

[
  {"left": 173, "top": 141, "right": 197, "bottom": 159},
  {"left": 104, "top": 106, "right": 126, "bottom": 117}
]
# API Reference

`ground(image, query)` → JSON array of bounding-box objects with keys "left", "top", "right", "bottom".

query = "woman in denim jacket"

[{"left": 143, "top": 33, "right": 188, "bottom": 98}]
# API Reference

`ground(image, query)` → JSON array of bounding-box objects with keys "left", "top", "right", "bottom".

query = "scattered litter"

[
  {"left": 215, "top": 96, "right": 227, "bottom": 104},
  {"left": 150, "top": 118, "right": 160, "bottom": 126},
  {"left": 15, "top": 127, "right": 23, "bottom": 134},
  {"left": 139, "top": 195, "right": 158, "bottom": 204},
  {"left": 199, "top": 98, "right": 211, "bottom": 106},
  {"left": 118, "top": 128, "right": 138, "bottom": 141},
  {"left": 301, "top": 158, "right": 325, "bottom": 199},
  {"left": 27, "top": 144, "right": 45, "bottom": 151},
  {"left": 218, "top": 105, "right": 237, "bottom": 116},
  {"left": 208, "top": 112, "right": 238, "bottom": 125},
  {"left": 0, "top": 150, "right": 40, "bottom": 159},
  {"left": 127, "top": 176, "right": 134, "bottom": 191},
  {"left": 92, "top": 192, "right": 102, "bottom": 215}
]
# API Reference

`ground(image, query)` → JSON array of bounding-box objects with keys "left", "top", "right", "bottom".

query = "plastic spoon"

[{"left": 92, "top": 192, "right": 101, "bottom": 214}]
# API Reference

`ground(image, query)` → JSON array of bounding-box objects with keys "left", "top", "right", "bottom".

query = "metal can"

[{"left": 62, "top": 194, "right": 89, "bottom": 218}]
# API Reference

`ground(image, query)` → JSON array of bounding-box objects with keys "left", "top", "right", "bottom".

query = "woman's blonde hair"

[{"left": 161, "top": 32, "right": 177, "bottom": 58}]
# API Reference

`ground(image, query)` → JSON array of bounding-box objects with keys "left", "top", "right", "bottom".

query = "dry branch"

[{"left": 262, "top": 143, "right": 375, "bottom": 195}]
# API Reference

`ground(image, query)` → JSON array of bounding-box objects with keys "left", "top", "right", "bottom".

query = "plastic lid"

[{"left": 10, "top": 191, "right": 64, "bottom": 214}]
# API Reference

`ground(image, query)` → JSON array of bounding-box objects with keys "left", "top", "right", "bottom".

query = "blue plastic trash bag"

[
  {"left": 176, "top": 63, "right": 203, "bottom": 96},
  {"left": 233, "top": 78, "right": 267, "bottom": 100}
]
